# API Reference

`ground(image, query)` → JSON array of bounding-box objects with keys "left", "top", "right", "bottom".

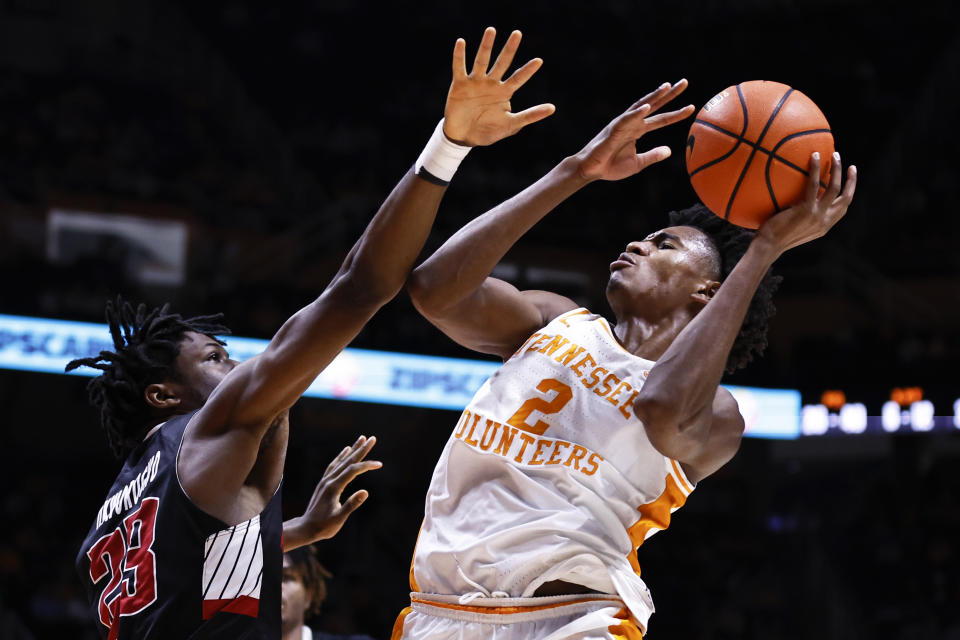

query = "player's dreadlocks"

[
  {"left": 65, "top": 297, "right": 230, "bottom": 459},
  {"left": 669, "top": 204, "right": 783, "bottom": 374},
  {"left": 285, "top": 545, "right": 334, "bottom": 617}
]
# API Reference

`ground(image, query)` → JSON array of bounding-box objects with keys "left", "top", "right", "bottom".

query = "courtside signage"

[{"left": 0, "top": 313, "right": 799, "bottom": 438}]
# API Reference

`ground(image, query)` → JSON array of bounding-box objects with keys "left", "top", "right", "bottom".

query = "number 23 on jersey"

[{"left": 87, "top": 497, "right": 160, "bottom": 638}]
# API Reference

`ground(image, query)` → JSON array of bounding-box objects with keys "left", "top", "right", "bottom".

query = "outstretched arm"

[
  {"left": 180, "top": 28, "right": 553, "bottom": 521},
  {"left": 408, "top": 81, "right": 695, "bottom": 359},
  {"left": 283, "top": 435, "right": 382, "bottom": 551},
  {"left": 636, "top": 153, "right": 858, "bottom": 482}
]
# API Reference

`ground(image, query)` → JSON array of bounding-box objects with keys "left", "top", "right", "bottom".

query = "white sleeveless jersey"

[{"left": 411, "top": 308, "right": 695, "bottom": 631}]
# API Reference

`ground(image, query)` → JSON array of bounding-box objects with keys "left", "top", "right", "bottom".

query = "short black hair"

[
  {"left": 285, "top": 545, "right": 333, "bottom": 617},
  {"left": 669, "top": 204, "right": 783, "bottom": 374},
  {"left": 65, "top": 297, "right": 229, "bottom": 459}
]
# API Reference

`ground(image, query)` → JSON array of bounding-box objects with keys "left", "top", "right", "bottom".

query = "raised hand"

[
  {"left": 443, "top": 27, "right": 555, "bottom": 147},
  {"left": 755, "top": 151, "right": 858, "bottom": 256},
  {"left": 575, "top": 80, "right": 695, "bottom": 182},
  {"left": 293, "top": 435, "right": 382, "bottom": 543}
]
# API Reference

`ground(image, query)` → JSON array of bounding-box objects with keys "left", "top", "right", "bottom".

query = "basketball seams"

[
  {"left": 764, "top": 128, "right": 832, "bottom": 210},
  {"left": 687, "top": 81, "right": 833, "bottom": 227},
  {"left": 688, "top": 123, "right": 743, "bottom": 177},
  {"left": 766, "top": 128, "right": 832, "bottom": 187},
  {"left": 690, "top": 122, "right": 826, "bottom": 176},
  {"left": 737, "top": 82, "right": 749, "bottom": 133},
  {"left": 687, "top": 85, "right": 750, "bottom": 180},
  {"left": 691, "top": 119, "right": 741, "bottom": 141},
  {"left": 723, "top": 86, "right": 794, "bottom": 221}
]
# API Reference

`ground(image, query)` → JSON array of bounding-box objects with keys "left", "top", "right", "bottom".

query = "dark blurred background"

[{"left": 1, "top": 0, "right": 959, "bottom": 638}]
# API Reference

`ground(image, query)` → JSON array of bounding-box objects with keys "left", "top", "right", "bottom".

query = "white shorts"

[{"left": 391, "top": 592, "right": 643, "bottom": 640}]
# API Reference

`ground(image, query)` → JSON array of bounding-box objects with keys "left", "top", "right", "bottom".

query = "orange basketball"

[{"left": 685, "top": 80, "right": 834, "bottom": 229}]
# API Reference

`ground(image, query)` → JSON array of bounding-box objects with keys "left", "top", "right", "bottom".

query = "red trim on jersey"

[{"left": 202, "top": 595, "right": 260, "bottom": 619}]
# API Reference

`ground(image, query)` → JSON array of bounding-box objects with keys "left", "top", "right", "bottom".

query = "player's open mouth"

[{"left": 610, "top": 253, "right": 635, "bottom": 270}]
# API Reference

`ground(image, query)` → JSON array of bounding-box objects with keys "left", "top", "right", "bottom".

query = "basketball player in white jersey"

[{"left": 396, "top": 80, "right": 857, "bottom": 638}]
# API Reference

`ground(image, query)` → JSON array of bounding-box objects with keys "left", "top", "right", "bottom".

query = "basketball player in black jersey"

[{"left": 69, "top": 27, "right": 555, "bottom": 639}]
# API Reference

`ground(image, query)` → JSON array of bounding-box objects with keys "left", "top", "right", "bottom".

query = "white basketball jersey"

[{"left": 411, "top": 308, "right": 695, "bottom": 630}]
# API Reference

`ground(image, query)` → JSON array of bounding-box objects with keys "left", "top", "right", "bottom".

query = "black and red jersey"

[{"left": 76, "top": 412, "right": 282, "bottom": 639}]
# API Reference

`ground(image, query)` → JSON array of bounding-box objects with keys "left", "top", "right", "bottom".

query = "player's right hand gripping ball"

[{"left": 686, "top": 80, "right": 834, "bottom": 229}]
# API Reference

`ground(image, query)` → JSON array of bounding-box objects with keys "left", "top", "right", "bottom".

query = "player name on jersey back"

[{"left": 95, "top": 450, "right": 161, "bottom": 529}]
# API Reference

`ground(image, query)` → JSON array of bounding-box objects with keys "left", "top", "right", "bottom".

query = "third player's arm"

[
  {"left": 408, "top": 81, "right": 695, "bottom": 360},
  {"left": 636, "top": 153, "right": 857, "bottom": 480},
  {"left": 283, "top": 435, "right": 382, "bottom": 551}
]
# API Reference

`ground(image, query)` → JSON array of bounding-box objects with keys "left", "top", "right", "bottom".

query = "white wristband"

[{"left": 414, "top": 119, "right": 471, "bottom": 186}]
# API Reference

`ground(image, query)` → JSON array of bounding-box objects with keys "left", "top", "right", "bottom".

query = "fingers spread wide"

[
  {"left": 628, "top": 78, "right": 689, "bottom": 114},
  {"left": 629, "top": 83, "right": 671, "bottom": 112},
  {"left": 636, "top": 146, "right": 672, "bottom": 171},
  {"left": 334, "top": 459, "right": 383, "bottom": 486},
  {"left": 471, "top": 26, "right": 497, "bottom": 75},
  {"left": 452, "top": 38, "right": 467, "bottom": 79},
  {"left": 341, "top": 490, "right": 369, "bottom": 516},
  {"left": 324, "top": 444, "right": 353, "bottom": 474},
  {"left": 647, "top": 78, "right": 689, "bottom": 112},
  {"left": 504, "top": 57, "right": 543, "bottom": 90},
  {"left": 489, "top": 30, "right": 522, "bottom": 80},
  {"left": 642, "top": 104, "right": 695, "bottom": 131},
  {"left": 512, "top": 103, "right": 556, "bottom": 129}
]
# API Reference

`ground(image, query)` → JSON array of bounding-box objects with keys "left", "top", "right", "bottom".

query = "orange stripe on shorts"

[{"left": 390, "top": 606, "right": 413, "bottom": 640}]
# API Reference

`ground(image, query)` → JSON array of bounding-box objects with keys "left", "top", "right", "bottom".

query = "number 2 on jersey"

[{"left": 506, "top": 378, "right": 573, "bottom": 436}]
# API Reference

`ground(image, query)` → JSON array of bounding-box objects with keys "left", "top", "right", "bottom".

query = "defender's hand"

[
  {"left": 575, "top": 80, "right": 694, "bottom": 182},
  {"left": 755, "top": 152, "right": 858, "bottom": 256},
  {"left": 296, "top": 435, "right": 381, "bottom": 542},
  {"left": 443, "top": 27, "right": 555, "bottom": 147}
]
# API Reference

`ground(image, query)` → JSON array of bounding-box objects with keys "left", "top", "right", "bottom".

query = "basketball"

[{"left": 685, "top": 80, "right": 834, "bottom": 229}]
